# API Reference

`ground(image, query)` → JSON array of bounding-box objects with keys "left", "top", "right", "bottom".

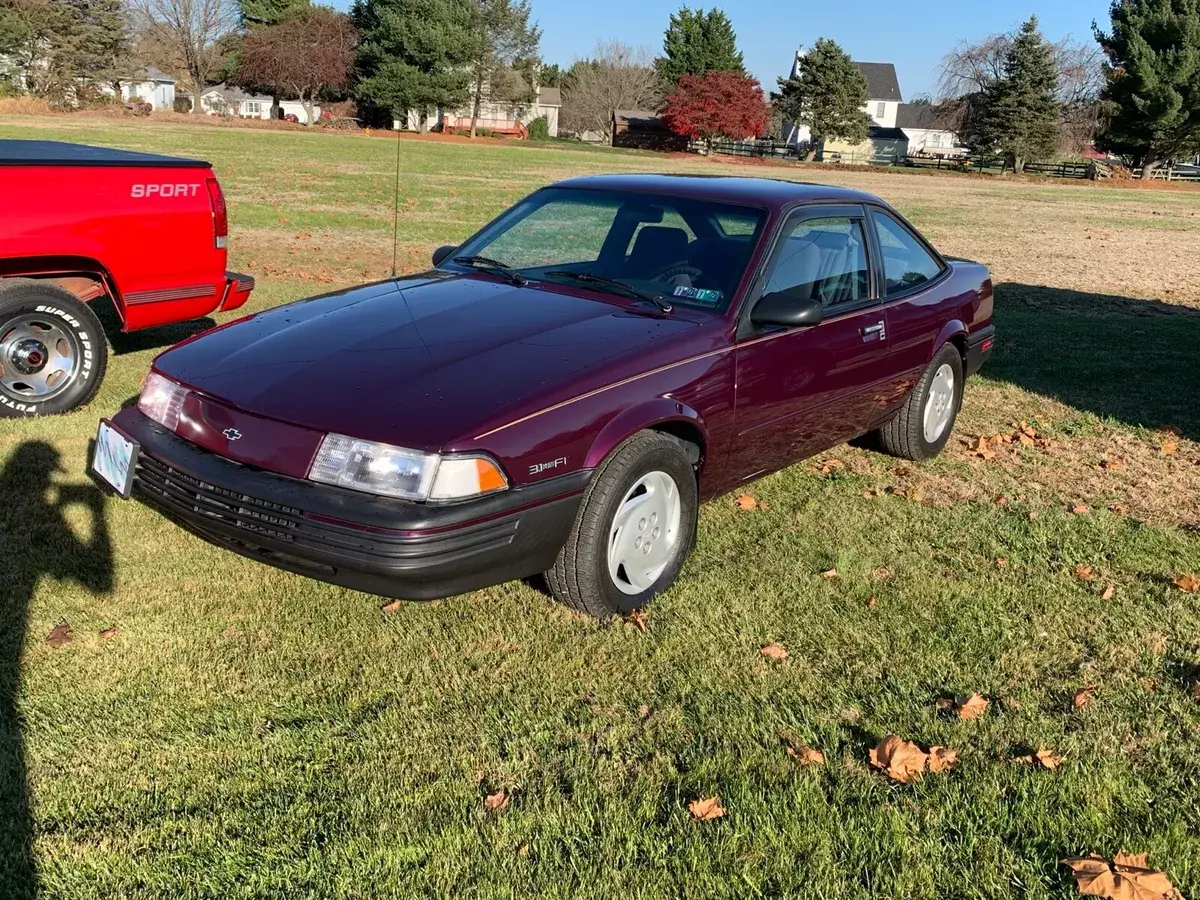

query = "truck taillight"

[{"left": 205, "top": 177, "right": 228, "bottom": 249}]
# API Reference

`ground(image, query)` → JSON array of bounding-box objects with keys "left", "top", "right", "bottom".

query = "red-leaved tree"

[
  {"left": 237, "top": 7, "right": 355, "bottom": 126},
  {"left": 662, "top": 71, "right": 770, "bottom": 150}
]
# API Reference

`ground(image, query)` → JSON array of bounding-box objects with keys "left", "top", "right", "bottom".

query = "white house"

[
  {"left": 183, "top": 84, "right": 320, "bottom": 124},
  {"left": 396, "top": 85, "right": 562, "bottom": 137},
  {"left": 119, "top": 67, "right": 176, "bottom": 110},
  {"left": 896, "top": 103, "right": 963, "bottom": 154},
  {"left": 782, "top": 50, "right": 904, "bottom": 147}
]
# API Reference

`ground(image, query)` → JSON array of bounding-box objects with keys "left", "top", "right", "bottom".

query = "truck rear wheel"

[{"left": 0, "top": 280, "right": 107, "bottom": 418}]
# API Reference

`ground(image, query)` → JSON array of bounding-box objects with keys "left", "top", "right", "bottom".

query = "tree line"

[{"left": 1, "top": 0, "right": 1198, "bottom": 171}]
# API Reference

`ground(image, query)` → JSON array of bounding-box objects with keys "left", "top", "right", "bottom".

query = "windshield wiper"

[
  {"left": 544, "top": 271, "right": 672, "bottom": 314},
  {"left": 453, "top": 255, "right": 528, "bottom": 286}
]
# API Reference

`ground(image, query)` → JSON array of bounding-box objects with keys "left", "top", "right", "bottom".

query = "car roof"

[{"left": 549, "top": 173, "right": 881, "bottom": 211}]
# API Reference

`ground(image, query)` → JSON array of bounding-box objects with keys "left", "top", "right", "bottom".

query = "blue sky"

[{"left": 334, "top": 0, "right": 1112, "bottom": 99}]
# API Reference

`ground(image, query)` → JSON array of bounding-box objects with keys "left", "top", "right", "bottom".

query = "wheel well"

[
  {"left": 948, "top": 333, "right": 968, "bottom": 367},
  {"left": 650, "top": 420, "right": 704, "bottom": 467}
]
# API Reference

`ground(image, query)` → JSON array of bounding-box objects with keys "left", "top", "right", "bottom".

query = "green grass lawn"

[{"left": 1, "top": 116, "right": 1199, "bottom": 899}]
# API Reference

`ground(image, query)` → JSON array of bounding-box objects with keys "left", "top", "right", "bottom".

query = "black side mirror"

[
  {"left": 750, "top": 289, "right": 823, "bottom": 328},
  {"left": 432, "top": 245, "right": 457, "bottom": 266}
]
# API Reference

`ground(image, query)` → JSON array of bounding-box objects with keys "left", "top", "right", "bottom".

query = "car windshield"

[{"left": 447, "top": 187, "right": 768, "bottom": 311}]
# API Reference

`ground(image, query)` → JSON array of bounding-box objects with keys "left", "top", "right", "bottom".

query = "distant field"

[{"left": 1, "top": 116, "right": 1198, "bottom": 899}]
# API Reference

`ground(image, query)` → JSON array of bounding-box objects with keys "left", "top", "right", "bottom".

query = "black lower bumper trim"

[
  {"left": 966, "top": 324, "right": 995, "bottom": 376},
  {"left": 111, "top": 408, "right": 588, "bottom": 601}
]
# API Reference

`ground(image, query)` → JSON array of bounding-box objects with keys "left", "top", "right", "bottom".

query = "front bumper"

[{"left": 109, "top": 408, "right": 588, "bottom": 601}]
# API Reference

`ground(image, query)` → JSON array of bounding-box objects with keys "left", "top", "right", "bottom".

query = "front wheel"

[
  {"left": 874, "top": 343, "right": 964, "bottom": 461},
  {"left": 0, "top": 280, "right": 107, "bottom": 418},
  {"left": 545, "top": 431, "right": 698, "bottom": 617}
]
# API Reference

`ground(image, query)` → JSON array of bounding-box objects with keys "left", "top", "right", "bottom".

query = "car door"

[
  {"left": 729, "top": 204, "right": 893, "bottom": 482},
  {"left": 865, "top": 207, "right": 953, "bottom": 422}
]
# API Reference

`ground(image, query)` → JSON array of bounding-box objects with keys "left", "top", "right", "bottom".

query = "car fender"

[
  {"left": 584, "top": 398, "right": 708, "bottom": 470},
  {"left": 932, "top": 318, "right": 969, "bottom": 363}
]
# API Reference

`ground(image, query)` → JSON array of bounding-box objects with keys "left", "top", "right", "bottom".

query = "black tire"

[
  {"left": 0, "top": 279, "right": 107, "bottom": 418},
  {"left": 545, "top": 431, "right": 698, "bottom": 617},
  {"left": 875, "top": 343, "right": 964, "bottom": 461}
]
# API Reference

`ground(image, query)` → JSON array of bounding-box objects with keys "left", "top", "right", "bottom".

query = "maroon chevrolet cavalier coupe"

[{"left": 92, "top": 174, "right": 994, "bottom": 617}]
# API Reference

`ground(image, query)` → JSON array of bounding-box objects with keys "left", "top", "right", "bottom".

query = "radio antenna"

[{"left": 390, "top": 121, "right": 402, "bottom": 278}]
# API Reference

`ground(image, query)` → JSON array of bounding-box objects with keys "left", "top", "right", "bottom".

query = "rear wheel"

[
  {"left": 545, "top": 431, "right": 698, "bottom": 617},
  {"left": 875, "top": 343, "right": 963, "bottom": 461},
  {"left": 0, "top": 280, "right": 107, "bottom": 418}
]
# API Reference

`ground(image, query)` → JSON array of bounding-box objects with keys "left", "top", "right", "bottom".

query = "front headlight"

[
  {"left": 138, "top": 371, "right": 189, "bottom": 430},
  {"left": 308, "top": 433, "right": 507, "bottom": 502}
]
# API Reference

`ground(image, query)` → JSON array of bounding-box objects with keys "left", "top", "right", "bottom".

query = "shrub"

[
  {"left": 173, "top": 96, "right": 192, "bottom": 114},
  {"left": 527, "top": 115, "right": 550, "bottom": 141}
]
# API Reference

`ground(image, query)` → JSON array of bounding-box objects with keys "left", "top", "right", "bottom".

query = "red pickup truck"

[{"left": 0, "top": 139, "right": 253, "bottom": 417}]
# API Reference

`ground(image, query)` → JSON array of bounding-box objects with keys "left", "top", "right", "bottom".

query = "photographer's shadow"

[{"left": 0, "top": 442, "right": 114, "bottom": 898}]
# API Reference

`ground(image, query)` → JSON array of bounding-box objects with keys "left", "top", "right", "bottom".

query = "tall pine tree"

[
  {"left": 656, "top": 7, "right": 744, "bottom": 94},
  {"left": 977, "top": 16, "right": 1059, "bottom": 172},
  {"left": 771, "top": 38, "right": 870, "bottom": 161},
  {"left": 1095, "top": 0, "right": 1200, "bottom": 173},
  {"left": 351, "top": 0, "right": 477, "bottom": 129},
  {"left": 465, "top": 0, "right": 540, "bottom": 137}
]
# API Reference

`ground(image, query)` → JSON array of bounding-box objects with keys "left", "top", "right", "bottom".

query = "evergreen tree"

[
  {"left": 465, "top": 0, "right": 541, "bottom": 137},
  {"left": 0, "top": 0, "right": 130, "bottom": 102},
  {"left": 239, "top": 0, "right": 310, "bottom": 29},
  {"left": 351, "top": 0, "right": 476, "bottom": 129},
  {"left": 977, "top": 16, "right": 1059, "bottom": 172},
  {"left": 1095, "top": 0, "right": 1200, "bottom": 173},
  {"left": 771, "top": 38, "right": 870, "bottom": 161},
  {"left": 655, "top": 6, "right": 744, "bottom": 93}
]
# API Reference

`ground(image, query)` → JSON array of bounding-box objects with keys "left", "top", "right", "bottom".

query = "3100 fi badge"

[{"left": 91, "top": 174, "right": 994, "bottom": 618}]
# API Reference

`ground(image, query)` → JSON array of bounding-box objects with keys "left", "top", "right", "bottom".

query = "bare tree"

[
  {"left": 129, "top": 0, "right": 237, "bottom": 112},
  {"left": 237, "top": 8, "right": 354, "bottom": 125},
  {"left": 560, "top": 41, "right": 659, "bottom": 141}
]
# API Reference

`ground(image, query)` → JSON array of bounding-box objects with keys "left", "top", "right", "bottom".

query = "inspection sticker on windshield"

[{"left": 672, "top": 285, "right": 723, "bottom": 305}]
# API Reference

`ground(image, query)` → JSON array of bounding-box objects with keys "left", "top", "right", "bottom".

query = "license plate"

[{"left": 91, "top": 419, "right": 139, "bottom": 498}]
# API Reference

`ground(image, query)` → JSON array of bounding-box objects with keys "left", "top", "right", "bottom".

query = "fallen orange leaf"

[
  {"left": 1160, "top": 439, "right": 1178, "bottom": 456},
  {"left": 381, "top": 600, "right": 402, "bottom": 613},
  {"left": 1173, "top": 573, "right": 1200, "bottom": 594},
  {"left": 820, "top": 568, "right": 839, "bottom": 579},
  {"left": 938, "top": 692, "right": 989, "bottom": 720},
  {"left": 1074, "top": 564, "right": 1096, "bottom": 582},
  {"left": 1071, "top": 504, "right": 1092, "bottom": 515},
  {"left": 759, "top": 643, "right": 788, "bottom": 661},
  {"left": 484, "top": 789, "right": 510, "bottom": 812},
  {"left": 688, "top": 796, "right": 726, "bottom": 821},
  {"left": 783, "top": 739, "right": 825, "bottom": 766},
  {"left": 1061, "top": 852, "right": 1181, "bottom": 900},
  {"left": 625, "top": 609, "right": 648, "bottom": 632},
  {"left": 928, "top": 746, "right": 959, "bottom": 774},
  {"left": 736, "top": 494, "right": 759, "bottom": 511},
  {"left": 99, "top": 626, "right": 118, "bottom": 641},
  {"left": 1073, "top": 684, "right": 1097, "bottom": 709},
  {"left": 869, "top": 735, "right": 930, "bottom": 784},
  {"left": 1101, "top": 585, "right": 1115, "bottom": 601}
]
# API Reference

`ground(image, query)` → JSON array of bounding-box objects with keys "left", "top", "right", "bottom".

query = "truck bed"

[{"left": 0, "top": 139, "right": 208, "bottom": 168}]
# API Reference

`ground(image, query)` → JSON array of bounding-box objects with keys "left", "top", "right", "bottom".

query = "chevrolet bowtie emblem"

[{"left": 223, "top": 428, "right": 243, "bottom": 441}]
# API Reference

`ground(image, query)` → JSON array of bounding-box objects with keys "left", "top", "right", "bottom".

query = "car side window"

[
  {"left": 763, "top": 216, "right": 870, "bottom": 309},
  {"left": 872, "top": 212, "right": 944, "bottom": 296}
]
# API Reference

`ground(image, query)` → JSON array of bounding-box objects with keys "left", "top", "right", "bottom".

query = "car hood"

[{"left": 156, "top": 272, "right": 698, "bottom": 450}]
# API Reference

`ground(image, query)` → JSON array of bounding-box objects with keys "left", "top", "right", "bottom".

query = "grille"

[{"left": 137, "top": 454, "right": 302, "bottom": 543}]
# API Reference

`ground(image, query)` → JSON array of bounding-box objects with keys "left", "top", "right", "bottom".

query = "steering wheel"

[{"left": 649, "top": 263, "right": 705, "bottom": 285}]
